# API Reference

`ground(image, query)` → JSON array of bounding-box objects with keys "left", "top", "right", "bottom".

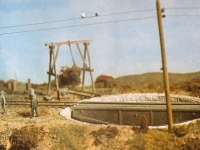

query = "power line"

[
  {"left": 1, "top": 7, "right": 199, "bottom": 29},
  {"left": 165, "top": 7, "right": 200, "bottom": 10},
  {"left": 1, "top": 7, "right": 199, "bottom": 35},
  {"left": 167, "top": 14, "right": 200, "bottom": 17},
  {"left": 0, "top": 18, "right": 81, "bottom": 29},
  {"left": 0, "top": 9, "right": 155, "bottom": 29},
  {"left": 0, "top": 17, "right": 156, "bottom": 35},
  {"left": 99, "top": 9, "right": 155, "bottom": 17}
]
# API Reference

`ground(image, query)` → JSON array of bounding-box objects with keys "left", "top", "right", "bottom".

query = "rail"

[{"left": 6, "top": 100, "right": 78, "bottom": 107}]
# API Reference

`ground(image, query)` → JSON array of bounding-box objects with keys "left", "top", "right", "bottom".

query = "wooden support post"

[
  {"left": 156, "top": 0, "right": 173, "bottom": 131},
  {"left": 47, "top": 46, "right": 54, "bottom": 95},
  {"left": 52, "top": 46, "right": 60, "bottom": 100},
  {"left": 27, "top": 79, "right": 31, "bottom": 95},
  {"left": 56, "top": 74, "right": 60, "bottom": 100},
  {"left": 51, "top": 45, "right": 60, "bottom": 71},
  {"left": 76, "top": 43, "right": 87, "bottom": 67},
  {"left": 82, "top": 44, "right": 87, "bottom": 90},
  {"left": 85, "top": 43, "right": 95, "bottom": 93},
  {"left": 12, "top": 80, "right": 17, "bottom": 91}
]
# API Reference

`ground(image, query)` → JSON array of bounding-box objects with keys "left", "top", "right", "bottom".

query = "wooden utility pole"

[{"left": 156, "top": 0, "right": 174, "bottom": 131}]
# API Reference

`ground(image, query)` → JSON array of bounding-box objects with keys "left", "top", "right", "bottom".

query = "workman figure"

[
  {"left": 1, "top": 91, "right": 7, "bottom": 115},
  {"left": 30, "top": 93, "right": 39, "bottom": 117}
]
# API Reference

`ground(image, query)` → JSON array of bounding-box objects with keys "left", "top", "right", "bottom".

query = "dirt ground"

[{"left": 0, "top": 103, "right": 200, "bottom": 150}]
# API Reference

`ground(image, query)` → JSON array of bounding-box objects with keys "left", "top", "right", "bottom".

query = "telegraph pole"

[{"left": 156, "top": 0, "right": 174, "bottom": 131}]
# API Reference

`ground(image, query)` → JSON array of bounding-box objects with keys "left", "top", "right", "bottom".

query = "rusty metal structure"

[{"left": 45, "top": 40, "right": 95, "bottom": 100}]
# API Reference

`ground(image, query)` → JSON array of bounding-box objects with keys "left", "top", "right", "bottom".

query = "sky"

[{"left": 0, "top": 0, "right": 200, "bottom": 84}]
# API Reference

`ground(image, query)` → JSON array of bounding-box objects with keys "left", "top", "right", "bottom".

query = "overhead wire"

[
  {"left": 167, "top": 14, "right": 200, "bottom": 17},
  {"left": 165, "top": 7, "right": 200, "bottom": 10},
  {"left": 0, "top": 16, "right": 156, "bottom": 35},
  {"left": 1, "top": 7, "right": 200, "bottom": 29},
  {"left": 1, "top": 7, "right": 200, "bottom": 35},
  {"left": 164, "top": 7, "right": 200, "bottom": 17},
  {"left": 0, "top": 9, "right": 156, "bottom": 29}
]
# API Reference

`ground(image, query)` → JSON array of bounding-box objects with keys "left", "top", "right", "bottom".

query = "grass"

[
  {"left": 50, "top": 124, "right": 87, "bottom": 150},
  {"left": 16, "top": 106, "right": 49, "bottom": 118},
  {"left": 127, "top": 120, "right": 200, "bottom": 150},
  {"left": 16, "top": 110, "right": 31, "bottom": 117},
  {"left": 91, "top": 126, "right": 119, "bottom": 146},
  {"left": 38, "top": 106, "right": 50, "bottom": 116},
  {"left": 10, "top": 125, "right": 45, "bottom": 149}
]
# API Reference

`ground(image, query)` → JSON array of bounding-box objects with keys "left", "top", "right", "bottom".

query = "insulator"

[
  {"left": 162, "top": 15, "right": 166, "bottom": 18},
  {"left": 161, "top": 8, "right": 165, "bottom": 13}
]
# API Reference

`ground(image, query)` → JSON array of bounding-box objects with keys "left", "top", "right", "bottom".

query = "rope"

[{"left": 68, "top": 41, "right": 76, "bottom": 66}]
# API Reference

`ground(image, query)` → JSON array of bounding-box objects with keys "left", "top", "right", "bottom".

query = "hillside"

[{"left": 115, "top": 72, "right": 200, "bottom": 87}]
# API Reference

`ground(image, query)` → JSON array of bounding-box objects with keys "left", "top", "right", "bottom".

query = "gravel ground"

[{"left": 0, "top": 93, "right": 200, "bottom": 150}]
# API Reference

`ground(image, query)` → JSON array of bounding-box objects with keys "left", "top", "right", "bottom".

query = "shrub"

[
  {"left": 95, "top": 75, "right": 114, "bottom": 88},
  {"left": 132, "top": 115, "right": 149, "bottom": 133},
  {"left": 91, "top": 126, "right": 119, "bottom": 146},
  {"left": 140, "top": 115, "right": 149, "bottom": 133},
  {"left": 59, "top": 65, "right": 82, "bottom": 87},
  {"left": 10, "top": 125, "right": 45, "bottom": 149}
]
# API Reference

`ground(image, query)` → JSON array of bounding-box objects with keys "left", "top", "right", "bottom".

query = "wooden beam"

[
  {"left": 45, "top": 39, "right": 92, "bottom": 47},
  {"left": 47, "top": 71, "right": 56, "bottom": 76},
  {"left": 85, "top": 43, "right": 95, "bottom": 93},
  {"left": 82, "top": 47, "right": 87, "bottom": 90},
  {"left": 47, "top": 47, "right": 53, "bottom": 95},
  {"left": 82, "top": 68, "right": 94, "bottom": 72},
  {"left": 51, "top": 45, "right": 60, "bottom": 71},
  {"left": 76, "top": 43, "right": 88, "bottom": 67}
]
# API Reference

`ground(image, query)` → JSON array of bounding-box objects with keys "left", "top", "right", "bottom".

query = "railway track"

[
  {"left": 6, "top": 100, "right": 200, "bottom": 126},
  {"left": 6, "top": 100, "right": 78, "bottom": 107}
]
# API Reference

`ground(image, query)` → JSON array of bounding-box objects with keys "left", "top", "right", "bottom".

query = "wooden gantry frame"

[{"left": 45, "top": 39, "right": 95, "bottom": 99}]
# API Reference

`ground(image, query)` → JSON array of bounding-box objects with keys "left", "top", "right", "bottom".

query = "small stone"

[
  {"left": 190, "top": 134, "right": 196, "bottom": 139},
  {"left": 174, "top": 125, "right": 189, "bottom": 137}
]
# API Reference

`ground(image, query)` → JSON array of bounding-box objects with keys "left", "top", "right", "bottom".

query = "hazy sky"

[{"left": 0, "top": 0, "right": 200, "bottom": 84}]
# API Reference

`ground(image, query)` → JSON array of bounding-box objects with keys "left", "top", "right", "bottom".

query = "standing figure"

[
  {"left": 1, "top": 91, "right": 7, "bottom": 115},
  {"left": 30, "top": 93, "right": 39, "bottom": 117}
]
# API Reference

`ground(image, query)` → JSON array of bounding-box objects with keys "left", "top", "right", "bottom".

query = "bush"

[
  {"left": 10, "top": 125, "right": 45, "bottom": 149},
  {"left": 132, "top": 115, "right": 149, "bottom": 133},
  {"left": 91, "top": 126, "right": 119, "bottom": 146},
  {"left": 95, "top": 75, "right": 115, "bottom": 88},
  {"left": 59, "top": 65, "right": 82, "bottom": 87}
]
